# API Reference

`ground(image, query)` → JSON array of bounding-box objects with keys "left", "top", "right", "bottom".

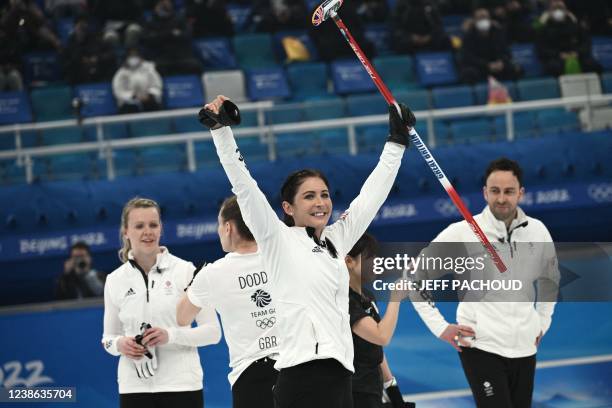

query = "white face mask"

[
  {"left": 126, "top": 56, "right": 141, "bottom": 68},
  {"left": 475, "top": 18, "right": 491, "bottom": 32},
  {"left": 551, "top": 9, "right": 565, "bottom": 22}
]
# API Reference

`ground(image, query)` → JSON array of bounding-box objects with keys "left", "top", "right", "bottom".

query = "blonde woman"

[{"left": 101, "top": 197, "right": 221, "bottom": 408}]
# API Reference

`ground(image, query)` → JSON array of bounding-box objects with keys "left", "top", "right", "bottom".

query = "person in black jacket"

[
  {"left": 56, "top": 242, "right": 106, "bottom": 300},
  {"left": 392, "top": 0, "right": 451, "bottom": 54},
  {"left": 459, "top": 8, "right": 522, "bottom": 84},
  {"left": 535, "top": 0, "right": 602, "bottom": 77}
]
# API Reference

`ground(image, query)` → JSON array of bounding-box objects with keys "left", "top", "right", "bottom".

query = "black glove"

[
  {"left": 386, "top": 103, "right": 415, "bottom": 147},
  {"left": 198, "top": 100, "right": 241, "bottom": 129},
  {"left": 385, "top": 384, "right": 416, "bottom": 408}
]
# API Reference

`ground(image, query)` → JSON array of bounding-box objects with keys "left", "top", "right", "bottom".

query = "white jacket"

[
  {"left": 102, "top": 248, "right": 222, "bottom": 394},
  {"left": 411, "top": 206, "right": 559, "bottom": 358},
  {"left": 112, "top": 61, "right": 163, "bottom": 106},
  {"left": 211, "top": 126, "right": 405, "bottom": 372}
]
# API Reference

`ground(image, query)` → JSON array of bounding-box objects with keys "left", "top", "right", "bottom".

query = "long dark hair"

[
  {"left": 220, "top": 196, "right": 254, "bottom": 242},
  {"left": 280, "top": 169, "right": 331, "bottom": 226}
]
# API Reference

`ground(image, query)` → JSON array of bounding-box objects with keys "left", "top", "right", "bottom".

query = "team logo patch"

[
  {"left": 125, "top": 288, "right": 135, "bottom": 297},
  {"left": 256, "top": 317, "right": 276, "bottom": 329},
  {"left": 104, "top": 339, "right": 113, "bottom": 349},
  {"left": 483, "top": 381, "right": 494, "bottom": 397},
  {"left": 164, "top": 280, "right": 173, "bottom": 295},
  {"left": 312, "top": 246, "right": 323, "bottom": 253},
  {"left": 251, "top": 289, "right": 272, "bottom": 308}
]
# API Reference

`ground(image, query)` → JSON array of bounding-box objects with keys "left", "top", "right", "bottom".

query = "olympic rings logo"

[
  {"left": 587, "top": 183, "right": 612, "bottom": 203},
  {"left": 256, "top": 317, "right": 276, "bottom": 329},
  {"left": 434, "top": 197, "right": 469, "bottom": 217}
]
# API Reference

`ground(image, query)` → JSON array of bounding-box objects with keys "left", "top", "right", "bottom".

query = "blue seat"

[
  {"left": 22, "top": 51, "right": 62, "bottom": 84},
  {"left": 109, "top": 149, "right": 139, "bottom": 177},
  {"left": 364, "top": 24, "right": 392, "bottom": 56},
  {"left": 358, "top": 125, "right": 388, "bottom": 152},
  {"left": 603, "top": 72, "right": 612, "bottom": 93},
  {"left": 448, "top": 118, "right": 493, "bottom": 143},
  {"left": 237, "top": 136, "right": 269, "bottom": 162},
  {"left": 442, "top": 15, "right": 468, "bottom": 37},
  {"left": 241, "top": 110, "right": 259, "bottom": 127},
  {"left": 373, "top": 55, "right": 418, "bottom": 92},
  {"left": 473, "top": 81, "right": 518, "bottom": 105},
  {"left": 55, "top": 18, "right": 74, "bottom": 45},
  {"left": 511, "top": 43, "right": 543, "bottom": 78},
  {"left": 493, "top": 112, "right": 538, "bottom": 139},
  {"left": 195, "top": 140, "right": 217, "bottom": 166},
  {"left": 432, "top": 85, "right": 475, "bottom": 109},
  {"left": 537, "top": 108, "right": 580, "bottom": 135},
  {"left": 83, "top": 122, "right": 129, "bottom": 141},
  {"left": 246, "top": 67, "right": 291, "bottom": 101},
  {"left": 130, "top": 118, "right": 174, "bottom": 137},
  {"left": 318, "top": 130, "right": 350, "bottom": 155},
  {"left": 346, "top": 93, "right": 387, "bottom": 116},
  {"left": 41, "top": 127, "right": 83, "bottom": 145},
  {"left": 265, "top": 104, "right": 303, "bottom": 125},
  {"left": 592, "top": 36, "right": 612, "bottom": 71},
  {"left": 233, "top": 34, "right": 277, "bottom": 69},
  {"left": 303, "top": 98, "right": 345, "bottom": 121},
  {"left": 287, "top": 62, "right": 330, "bottom": 101},
  {"left": 395, "top": 89, "right": 431, "bottom": 111},
  {"left": 226, "top": 3, "right": 252, "bottom": 32},
  {"left": 517, "top": 77, "right": 560, "bottom": 101},
  {"left": 48, "top": 153, "right": 96, "bottom": 181},
  {"left": 163, "top": 75, "right": 204, "bottom": 109},
  {"left": 275, "top": 133, "right": 319, "bottom": 158},
  {"left": 31, "top": 85, "right": 73, "bottom": 121},
  {"left": 192, "top": 37, "right": 237, "bottom": 70},
  {"left": 415, "top": 51, "right": 458, "bottom": 86},
  {"left": 273, "top": 31, "right": 319, "bottom": 63},
  {"left": 74, "top": 82, "right": 117, "bottom": 117},
  {"left": 138, "top": 145, "right": 186, "bottom": 175},
  {"left": 0, "top": 91, "right": 33, "bottom": 124},
  {"left": 331, "top": 60, "right": 377, "bottom": 95},
  {"left": 174, "top": 117, "right": 203, "bottom": 133}
]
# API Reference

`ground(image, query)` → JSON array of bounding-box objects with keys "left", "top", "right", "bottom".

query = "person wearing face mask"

[
  {"left": 535, "top": 0, "right": 602, "bottom": 77},
  {"left": 473, "top": 0, "right": 535, "bottom": 43},
  {"left": 102, "top": 197, "right": 222, "bottom": 408},
  {"left": 408, "top": 158, "right": 559, "bottom": 408},
  {"left": 112, "top": 48, "right": 163, "bottom": 114},
  {"left": 459, "top": 8, "right": 523, "bottom": 84},
  {"left": 198, "top": 95, "right": 414, "bottom": 408},
  {"left": 141, "top": 0, "right": 202, "bottom": 76},
  {"left": 392, "top": 0, "right": 451, "bottom": 54},
  {"left": 63, "top": 14, "right": 116, "bottom": 85},
  {"left": 176, "top": 195, "right": 279, "bottom": 408}
]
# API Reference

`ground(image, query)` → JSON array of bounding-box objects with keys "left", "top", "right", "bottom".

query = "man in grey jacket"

[{"left": 410, "top": 157, "right": 559, "bottom": 408}]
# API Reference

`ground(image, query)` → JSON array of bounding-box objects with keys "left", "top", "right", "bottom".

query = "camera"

[{"left": 74, "top": 256, "right": 88, "bottom": 271}]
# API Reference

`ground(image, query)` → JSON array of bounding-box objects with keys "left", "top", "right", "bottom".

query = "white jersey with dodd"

[{"left": 187, "top": 251, "right": 279, "bottom": 386}]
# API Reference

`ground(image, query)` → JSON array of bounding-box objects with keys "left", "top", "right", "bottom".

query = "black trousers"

[
  {"left": 120, "top": 389, "right": 203, "bottom": 408},
  {"left": 232, "top": 357, "right": 278, "bottom": 408},
  {"left": 273, "top": 359, "right": 353, "bottom": 408},
  {"left": 353, "top": 392, "right": 382, "bottom": 408},
  {"left": 459, "top": 347, "right": 536, "bottom": 408}
]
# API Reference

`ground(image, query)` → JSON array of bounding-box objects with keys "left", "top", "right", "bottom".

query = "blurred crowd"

[{"left": 1, "top": 0, "right": 610, "bottom": 112}]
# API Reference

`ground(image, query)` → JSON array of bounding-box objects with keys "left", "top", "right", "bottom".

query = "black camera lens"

[{"left": 77, "top": 260, "right": 87, "bottom": 269}]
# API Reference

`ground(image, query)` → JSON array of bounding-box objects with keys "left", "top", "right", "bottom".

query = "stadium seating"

[
  {"left": 0, "top": 91, "right": 33, "bottom": 125},
  {"left": 511, "top": 43, "right": 543, "bottom": 78},
  {"left": 41, "top": 127, "right": 83, "bottom": 145},
  {"left": 47, "top": 153, "right": 97, "bottom": 181},
  {"left": 395, "top": 89, "right": 431, "bottom": 111},
  {"left": 414, "top": 51, "right": 458, "bottom": 86},
  {"left": 233, "top": 34, "right": 277, "bottom": 69},
  {"left": 163, "top": 75, "right": 204, "bottom": 109},
  {"left": 265, "top": 104, "right": 303, "bottom": 125},
  {"left": 493, "top": 111, "right": 538, "bottom": 139},
  {"left": 138, "top": 145, "right": 186, "bottom": 175},
  {"left": 74, "top": 82, "right": 117, "bottom": 117},
  {"left": 303, "top": 97, "right": 346, "bottom": 121},
  {"left": 331, "top": 60, "right": 377, "bottom": 94},
  {"left": 364, "top": 23, "right": 392, "bottom": 56},
  {"left": 130, "top": 118, "right": 173, "bottom": 138},
  {"left": 226, "top": 3, "right": 252, "bottom": 32},
  {"left": 592, "top": 36, "right": 612, "bottom": 71},
  {"left": 30, "top": 85, "right": 73, "bottom": 121},
  {"left": 202, "top": 70, "right": 247, "bottom": 102},
  {"left": 372, "top": 55, "right": 419, "bottom": 92},
  {"left": 55, "top": 18, "right": 74, "bottom": 45},
  {"left": 22, "top": 51, "right": 62, "bottom": 84},
  {"left": 246, "top": 67, "right": 291, "bottom": 101},
  {"left": 287, "top": 62, "right": 331, "bottom": 101},
  {"left": 537, "top": 108, "right": 580, "bottom": 135},
  {"left": 192, "top": 37, "right": 237, "bottom": 70},
  {"left": 448, "top": 118, "right": 492, "bottom": 144},
  {"left": 473, "top": 81, "right": 518, "bottom": 105},
  {"left": 601, "top": 72, "right": 612, "bottom": 93},
  {"left": 516, "top": 77, "right": 560, "bottom": 101},
  {"left": 431, "top": 85, "right": 475, "bottom": 109}
]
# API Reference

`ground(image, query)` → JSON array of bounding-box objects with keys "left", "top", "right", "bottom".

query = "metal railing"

[{"left": 1, "top": 94, "right": 611, "bottom": 184}]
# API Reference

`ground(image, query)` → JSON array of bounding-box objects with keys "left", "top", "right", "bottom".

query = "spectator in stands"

[
  {"left": 310, "top": 1, "right": 374, "bottom": 61},
  {"left": 355, "top": 0, "right": 389, "bottom": 24},
  {"left": 63, "top": 14, "right": 116, "bottom": 84},
  {"left": 112, "top": 48, "right": 162, "bottom": 114},
  {"left": 459, "top": 8, "right": 523, "bottom": 83},
  {"left": 568, "top": 0, "right": 612, "bottom": 36},
  {"left": 0, "top": 0, "right": 62, "bottom": 51},
  {"left": 56, "top": 241, "right": 105, "bottom": 300},
  {"left": 392, "top": 0, "right": 451, "bottom": 54},
  {"left": 435, "top": 0, "right": 472, "bottom": 15},
  {"left": 90, "top": 0, "right": 143, "bottom": 49},
  {"left": 535, "top": 0, "right": 602, "bottom": 77},
  {"left": 44, "top": 0, "right": 87, "bottom": 20},
  {"left": 250, "top": 0, "right": 309, "bottom": 32},
  {"left": 0, "top": 28, "right": 24, "bottom": 91},
  {"left": 186, "top": 0, "right": 234, "bottom": 38},
  {"left": 141, "top": 0, "right": 201, "bottom": 76},
  {"left": 473, "top": 0, "right": 535, "bottom": 43}
]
